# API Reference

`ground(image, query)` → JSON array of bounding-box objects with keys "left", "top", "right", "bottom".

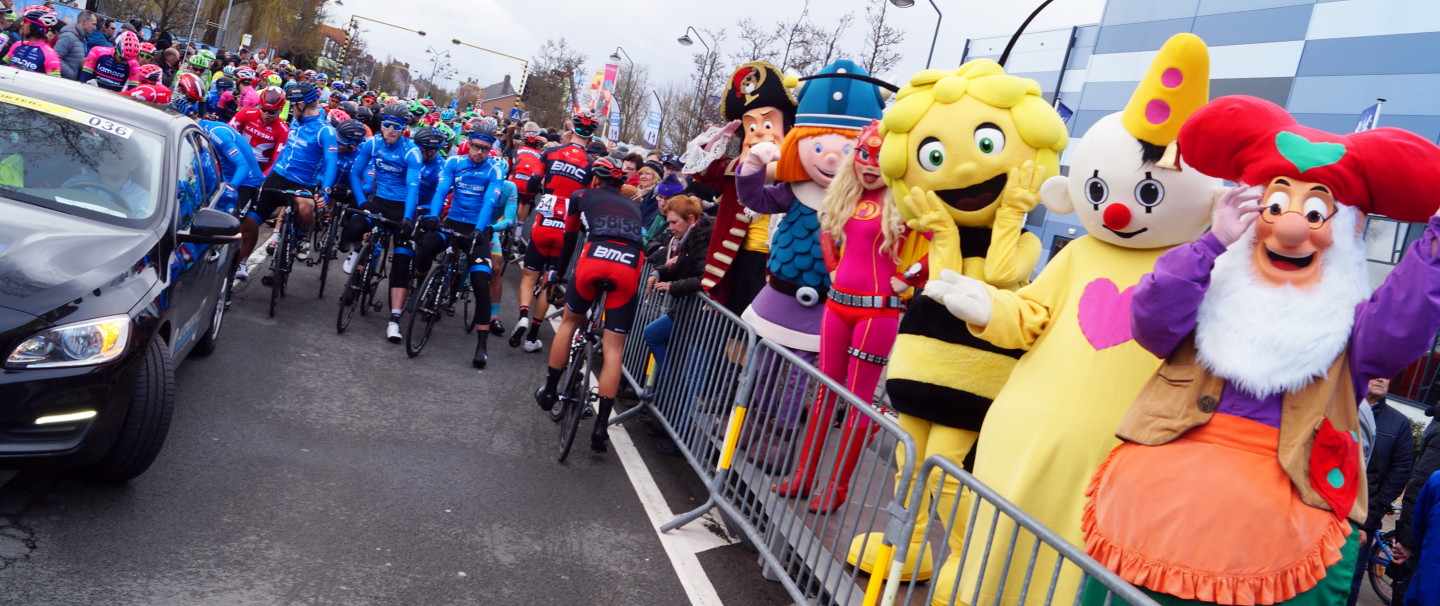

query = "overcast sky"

[{"left": 329, "top": 0, "right": 1106, "bottom": 98}]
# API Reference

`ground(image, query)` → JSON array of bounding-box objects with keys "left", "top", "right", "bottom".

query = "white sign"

[
  {"left": 241, "top": 33, "right": 251, "bottom": 47},
  {"left": 642, "top": 106, "right": 662, "bottom": 148}
]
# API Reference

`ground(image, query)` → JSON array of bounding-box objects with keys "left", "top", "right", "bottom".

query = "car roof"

[{"left": 0, "top": 68, "right": 187, "bottom": 137}]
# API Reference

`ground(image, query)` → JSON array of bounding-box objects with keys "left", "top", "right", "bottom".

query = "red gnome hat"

[{"left": 1179, "top": 95, "right": 1440, "bottom": 222}]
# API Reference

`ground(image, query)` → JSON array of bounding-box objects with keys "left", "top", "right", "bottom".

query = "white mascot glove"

[
  {"left": 741, "top": 141, "right": 781, "bottom": 176},
  {"left": 924, "top": 269, "right": 992, "bottom": 327}
]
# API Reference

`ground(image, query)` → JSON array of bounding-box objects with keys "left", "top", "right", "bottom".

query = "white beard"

[{"left": 1194, "top": 205, "right": 1371, "bottom": 398}]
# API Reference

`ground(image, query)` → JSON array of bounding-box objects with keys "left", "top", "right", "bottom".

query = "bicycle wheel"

[
  {"left": 279, "top": 224, "right": 292, "bottom": 298},
  {"left": 367, "top": 235, "right": 391, "bottom": 314},
  {"left": 360, "top": 236, "right": 381, "bottom": 316},
  {"left": 268, "top": 214, "right": 289, "bottom": 318},
  {"left": 459, "top": 271, "right": 475, "bottom": 333},
  {"left": 317, "top": 211, "right": 342, "bottom": 298},
  {"left": 336, "top": 238, "right": 372, "bottom": 334},
  {"left": 1369, "top": 533, "right": 1395, "bottom": 605},
  {"left": 405, "top": 260, "right": 448, "bottom": 358},
  {"left": 556, "top": 338, "right": 590, "bottom": 463}
]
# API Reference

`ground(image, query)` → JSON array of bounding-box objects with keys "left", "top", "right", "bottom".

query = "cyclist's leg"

[
  {"left": 293, "top": 194, "right": 317, "bottom": 233},
  {"left": 412, "top": 229, "right": 446, "bottom": 280},
  {"left": 235, "top": 185, "right": 262, "bottom": 266},
  {"left": 465, "top": 230, "right": 493, "bottom": 331},
  {"left": 245, "top": 182, "right": 290, "bottom": 260},
  {"left": 489, "top": 229, "right": 504, "bottom": 326}
]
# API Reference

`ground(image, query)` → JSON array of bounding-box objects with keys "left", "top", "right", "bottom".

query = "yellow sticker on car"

[{"left": 0, "top": 89, "right": 134, "bottom": 139}]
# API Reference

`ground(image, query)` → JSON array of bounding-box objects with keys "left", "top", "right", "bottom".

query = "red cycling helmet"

[
  {"left": 591, "top": 156, "right": 625, "bottom": 182},
  {"left": 327, "top": 108, "right": 351, "bottom": 126},
  {"left": 113, "top": 31, "right": 139, "bottom": 63},
  {"left": 173, "top": 72, "right": 205, "bottom": 102},
  {"left": 258, "top": 86, "right": 286, "bottom": 112},
  {"left": 235, "top": 66, "right": 256, "bottom": 83},
  {"left": 138, "top": 42, "right": 155, "bottom": 61},
  {"left": 420, "top": 98, "right": 436, "bottom": 110},
  {"left": 135, "top": 64, "right": 163, "bottom": 83}
]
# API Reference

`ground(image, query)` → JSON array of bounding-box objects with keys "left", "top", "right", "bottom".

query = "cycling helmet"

[
  {"left": 316, "top": 73, "right": 329, "bottom": 83},
  {"left": 21, "top": 6, "right": 58, "bottom": 33},
  {"left": 285, "top": 81, "right": 320, "bottom": 105},
  {"left": 420, "top": 98, "right": 436, "bottom": 110},
  {"left": 258, "top": 86, "right": 286, "bottom": 112},
  {"left": 464, "top": 119, "right": 498, "bottom": 144},
  {"left": 353, "top": 78, "right": 368, "bottom": 90},
  {"left": 380, "top": 102, "right": 411, "bottom": 125},
  {"left": 213, "top": 75, "right": 234, "bottom": 91},
  {"left": 302, "top": 69, "right": 316, "bottom": 81},
  {"left": 135, "top": 63, "right": 163, "bottom": 83},
  {"left": 590, "top": 156, "right": 625, "bottom": 182},
  {"left": 200, "top": 49, "right": 216, "bottom": 62},
  {"left": 174, "top": 72, "right": 205, "bottom": 102},
  {"left": 266, "top": 73, "right": 283, "bottom": 87},
  {"left": 236, "top": 66, "right": 256, "bottom": 83},
  {"left": 523, "top": 132, "right": 545, "bottom": 148},
  {"left": 331, "top": 81, "right": 347, "bottom": 93},
  {"left": 113, "top": 31, "right": 139, "bottom": 62},
  {"left": 326, "top": 109, "right": 351, "bottom": 126},
  {"left": 360, "top": 90, "right": 378, "bottom": 103},
  {"left": 222, "top": 65, "right": 236, "bottom": 76},
  {"left": 335, "top": 119, "right": 368, "bottom": 146},
  {"left": 353, "top": 106, "right": 373, "bottom": 122},
  {"left": 412, "top": 127, "right": 446, "bottom": 150},
  {"left": 339, "top": 100, "right": 359, "bottom": 116},
  {"left": 570, "top": 111, "right": 599, "bottom": 138},
  {"left": 439, "top": 108, "right": 455, "bottom": 121},
  {"left": 188, "top": 53, "right": 211, "bottom": 70},
  {"left": 138, "top": 42, "right": 155, "bottom": 61},
  {"left": 407, "top": 100, "right": 428, "bottom": 119}
]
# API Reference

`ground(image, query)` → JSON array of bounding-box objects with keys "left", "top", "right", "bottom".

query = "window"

[
  {"left": 189, "top": 132, "right": 222, "bottom": 207},
  {"left": 176, "top": 136, "right": 202, "bottom": 231}
]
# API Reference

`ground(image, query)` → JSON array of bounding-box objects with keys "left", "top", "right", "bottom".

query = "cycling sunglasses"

[{"left": 380, "top": 120, "right": 406, "bottom": 131}]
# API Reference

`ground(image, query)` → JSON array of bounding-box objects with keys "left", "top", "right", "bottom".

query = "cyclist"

[
  {"left": 414, "top": 121, "right": 506, "bottom": 367},
  {"left": 509, "top": 110, "right": 598, "bottom": 353},
  {"left": 138, "top": 42, "right": 155, "bottom": 65},
  {"left": 343, "top": 102, "right": 424, "bottom": 343},
  {"left": 4, "top": 7, "right": 60, "bottom": 76},
  {"left": 235, "top": 67, "right": 260, "bottom": 109},
  {"left": 245, "top": 81, "right": 338, "bottom": 285},
  {"left": 81, "top": 30, "right": 141, "bottom": 92},
  {"left": 487, "top": 170, "right": 520, "bottom": 337},
  {"left": 229, "top": 86, "right": 289, "bottom": 172},
  {"left": 509, "top": 130, "right": 546, "bottom": 230},
  {"left": 534, "top": 157, "right": 644, "bottom": 454},
  {"left": 178, "top": 52, "right": 210, "bottom": 95},
  {"left": 414, "top": 127, "right": 447, "bottom": 218},
  {"left": 125, "top": 64, "right": 172, "bottom": 104},
  {"left": 331, "top": 119, "right": 369, "bottom": 212},
  {"left": 206, "top": 75, "right": 239, "bottom": 122}
]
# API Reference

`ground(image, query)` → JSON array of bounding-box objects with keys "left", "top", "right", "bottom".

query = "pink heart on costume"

[{"left": 1077, "top": 278, "right": 1136, "bottom": 350}]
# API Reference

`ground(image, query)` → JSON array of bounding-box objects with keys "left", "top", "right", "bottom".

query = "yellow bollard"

[{"left": 862, "top": 543, "right": 896, "bottom": 606}]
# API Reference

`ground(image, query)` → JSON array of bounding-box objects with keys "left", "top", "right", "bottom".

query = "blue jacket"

[
  {"left": 85, "top": 29, "right": 111, "bottom": 51},
  {"left": 1404, "top": 470, "right": 1440, "bottom": 606}
]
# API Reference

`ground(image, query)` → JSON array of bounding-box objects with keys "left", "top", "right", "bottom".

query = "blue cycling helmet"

[
  {"left": 284, "top": 82, "right": 321, "bottom": 105},
  {"left": 440, "top": 108, "right": 455, "bottom": 121}
]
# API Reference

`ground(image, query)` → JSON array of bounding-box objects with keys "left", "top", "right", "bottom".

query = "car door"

[{"left": 166, "top": 129, "right": 219, "bottom": 357}]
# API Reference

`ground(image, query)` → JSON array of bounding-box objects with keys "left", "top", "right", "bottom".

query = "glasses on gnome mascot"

[{"left": 1257, "top": 178, "right": 1337, "bottom": 230}]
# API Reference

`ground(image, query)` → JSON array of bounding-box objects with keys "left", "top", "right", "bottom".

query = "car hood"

[{"left": 0, "top": 199, "right": 156, "bottom": 319}]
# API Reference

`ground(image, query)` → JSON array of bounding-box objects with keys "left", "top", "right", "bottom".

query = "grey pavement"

[{"left": 0, "top": 250, "right": 792, "bottom": 606}]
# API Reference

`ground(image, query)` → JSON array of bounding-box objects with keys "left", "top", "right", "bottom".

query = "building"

[
  {"left": 960, "top": 0, "right": 1440, "bottom": 414},
  {"left": 473, "top": 74, "right": 519, "bottom": 121}
]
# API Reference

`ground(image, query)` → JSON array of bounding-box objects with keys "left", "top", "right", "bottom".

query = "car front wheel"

[
  {"left": 192, "top": 277, "right": 228, "bottom": 357},
  {"left": 82, "top": 337, "right": 176, "bottom": 482}
]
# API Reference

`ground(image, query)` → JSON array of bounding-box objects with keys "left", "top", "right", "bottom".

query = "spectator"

[
  {"left": 1403, "top": 469, "right": 1440, "bottom": 606},
  {"left": 158, "top": 47, "right": 180, "bottom": 88},
  {"left": 660, "top": 153, "right": 682, "bottom": 180},
  {"left": 644, "top": 173, "right": 685, "bottom": 248},
  {"left": 621, "top": 152, "right": 643, "bottom": 189},
  {"left": 1346, "top": 377, "right": 1415, "bottom": 606},
  {"left": 635, "top": 160, "right": 663, "bottom": 225},
  {"left": 153, "top": 28, "right": 171, "bottom": 52},
  {"left": 646, "top": 149, "right": 661, "bottom": 163},
  {"left": 237, "top": 47, "right": 249, "bottom": 64},
  {"left": 86, "top": 17, "right": 112, "bottom": 50},
  {"left": 53, "top": 9, "right": 92, "bottom": 80},
  {"left": 641, "top": 194, "right": 712, "bottom": 455},
  {"left": 1394, "top": 403, "right": 1439, "bottom": 603}
]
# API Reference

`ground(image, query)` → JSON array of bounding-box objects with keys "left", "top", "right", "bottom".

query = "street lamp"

[
  {"left": 891, "top": 0, "right": 941, "bottom": 69},
  {"left": 451, "top": 38, "right": 532, "bottom": 121},
  {"left": 338, "top": 16, "right": 426, "bottom": 80},
  {"left": 424, "top": 45, "right": 452, "bottom": 98},
  {"left": 676, "top": 27, "right": 713, "bottom": 136},
  {"left": 610, "top": 46, "right": 634, "bottom": 140}
]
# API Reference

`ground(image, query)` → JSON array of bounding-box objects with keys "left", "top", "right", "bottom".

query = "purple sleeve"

[
  {"left": 1130, "top": 231, "right": 1229, "bottom": 358},
  {"left": 734, "top": 164, "right": 794, "bottom": 215},
  {"left": 1350, "top": 216, "right": 1440, "bottom": 397}
]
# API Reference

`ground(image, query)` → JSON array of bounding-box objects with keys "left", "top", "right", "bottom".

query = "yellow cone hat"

[{"left": 1122, "top": 33, "right": 1210, "bottom": 148}]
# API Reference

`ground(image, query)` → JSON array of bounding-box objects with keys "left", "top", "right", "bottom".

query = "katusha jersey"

[{"left": 229, "top": 107, "right": 289, "bottom": 172}]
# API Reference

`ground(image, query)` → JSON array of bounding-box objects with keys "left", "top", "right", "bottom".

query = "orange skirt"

[{"left": 1082, "top": 414, "right": 1350, "bottom": 606}]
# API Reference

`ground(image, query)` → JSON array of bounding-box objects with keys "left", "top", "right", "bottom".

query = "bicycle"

[
  {"left": 1364, "top": 506, "right": 1402, "bottom": 605},
  {"left": 403, "top": 225, "right": 476, "bottom": 358},
  {"left": 554, "top": 280, "right": 612, "bottom": 463},
  {"left": 314, "top": 190, "right": 351, "bottom": 299},
  {"left": 336, "top": 208, "right": 397, "bottom": 334},
  {"left": 261, "top": 188, "right": 316, "bottom": 318}
]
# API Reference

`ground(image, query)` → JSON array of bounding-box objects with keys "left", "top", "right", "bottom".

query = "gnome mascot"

[
  {"left": 1081, "top": 94, "right": 1440, "bottom": 606},
  {"left": 735, "top": 59, "right": 888, "bottom": 512},
  {"left": 923, "top": 34, "right": 1224, "bottom": 605},
  {"left": 847, "top": 59, "right": 1069, "bottom": 588}
]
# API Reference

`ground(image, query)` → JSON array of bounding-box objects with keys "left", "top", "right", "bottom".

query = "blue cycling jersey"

[
  {"left": 200, "top": 120, "right": 263, "bottom": 189},
  {"left": 350, "top": 135, "right": 421, "bottom": 218},
  {"left": 416, "top": 152, "right": 444, "bottom": 215},
  {"left": 494, "top": 180, "right": 517, "bottom": 230},
  {"left": 269, "top": 113, "right": 338, "bottom": 192},
  {"left": 428, "top": 154, "right": 503, "bottom": 227}
]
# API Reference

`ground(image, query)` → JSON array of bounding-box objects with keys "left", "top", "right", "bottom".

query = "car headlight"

[{"left": 5, "top": 315, "right": 131, "bottom": 369}]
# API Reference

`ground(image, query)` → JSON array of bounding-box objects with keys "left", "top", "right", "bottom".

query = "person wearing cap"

[
  {"left": 643, "top": 173, "right": 686, "bottom": 248},
  {"left": 1079, "top": 94, "right": 1440, "bottom": 605},
  {"left": 585, "top": 139, "right": 608, "bottom": 159}
]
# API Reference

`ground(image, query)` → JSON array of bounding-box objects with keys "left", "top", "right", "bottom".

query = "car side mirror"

[{"left": 178, "top": 208, "right": 242, "bottom": 244}]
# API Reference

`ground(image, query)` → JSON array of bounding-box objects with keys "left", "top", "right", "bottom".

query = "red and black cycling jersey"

[
  {"left": 558, "top": 185, "right": 643, "bottom": 271},
  {"left": 529, "top": 143, "right": 592, "bottom": 203},
  {"left": 510, "top": 147, "right": 544, "bottom": 198}
]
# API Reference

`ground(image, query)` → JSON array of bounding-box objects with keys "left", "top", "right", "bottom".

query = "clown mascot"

[
  {"left": 736, "top": 59, "right": 887, "bottom": 512},
  {"left": 924, "top": 35, "right": 1225, "bottom": 605},
  {"left": 846, "top": 59, "right": 1068, "bottom": 588},
  {"left": 1079, "top": 93, "right": 1440, "bottom": 606}
]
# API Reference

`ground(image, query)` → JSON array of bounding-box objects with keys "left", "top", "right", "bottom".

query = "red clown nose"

[{"left": 1103, "top": 203, "right": 1132, "bottom": 230}]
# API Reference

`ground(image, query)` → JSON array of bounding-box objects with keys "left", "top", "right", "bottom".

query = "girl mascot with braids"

[{"left": 846, "top": 59, "right": 1068, "bottom": 591}]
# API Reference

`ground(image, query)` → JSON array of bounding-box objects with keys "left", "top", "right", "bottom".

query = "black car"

[{"left": 0, "top": 69, "right": 241, "bottom": 481}]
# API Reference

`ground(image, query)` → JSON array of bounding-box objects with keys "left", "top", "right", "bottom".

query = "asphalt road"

[{"left": 0, "top": 248, "right": 793, "bottom": 606}]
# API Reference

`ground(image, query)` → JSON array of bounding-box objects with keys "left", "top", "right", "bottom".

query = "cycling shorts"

[
  {"left": 564, "top": 239, "right": 642, "bottom": 334},
  {"left": 252, "top": 173, "right": 314, "bottom": 223},
  {"left": 523, "top": 224, "right": 565, "bottom": 271},
  {"left": 235, "top": 185, "right": 260, "bottom": 218}
]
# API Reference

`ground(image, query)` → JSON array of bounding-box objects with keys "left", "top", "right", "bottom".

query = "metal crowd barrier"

[
  {"left": 619, "top": 260, "right": 666, "bottom": 397},
  {"left": 880, "top": 455, "right": 1158, "bottom": 606}
]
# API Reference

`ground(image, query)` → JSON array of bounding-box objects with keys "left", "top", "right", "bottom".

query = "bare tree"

[
  {"left": 521, "top": 38, "right": 588, "bottom": 130},
  {"left": 791, "top": 12, "right": 853, "bottom": 75},
  {"left": 730, "top": 17, "right": 778, "bottom": 65},
  {"left": 773, "top": 0, "right": 811, "bottom": 73},
  {"left": 151, "top": 0, "right": 199, "bottom": 36},
  {"left": 859, "top": 0, "right": 905, "bottom": 79},
  {"left": 673, "top": 27, "right": 727, "bottom": 148},
  {"left": 613, "top": 63, "right": 651, "bottom": 144}
]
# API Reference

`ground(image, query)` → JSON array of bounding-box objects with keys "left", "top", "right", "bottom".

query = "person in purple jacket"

[{"left": 1082, "top": 95, "right": 1440, "bottom": 606}]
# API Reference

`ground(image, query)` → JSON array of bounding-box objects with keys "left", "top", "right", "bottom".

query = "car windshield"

[{"left": 0, "top": 99, "right": 163, "bottom": 226}]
